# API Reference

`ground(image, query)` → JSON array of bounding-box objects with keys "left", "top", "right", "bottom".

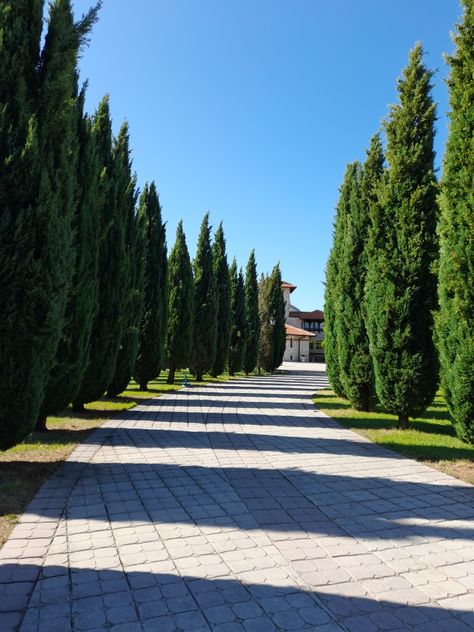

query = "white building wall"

[{"left": 283, "top": 338, "right": 310, "bottom": 362}]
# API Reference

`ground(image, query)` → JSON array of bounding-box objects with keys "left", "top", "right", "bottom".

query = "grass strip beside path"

[
  {"left": 0, "top": 370, "right": 246, "bottom": 548},
  {"left": 313, "top": 390, "right": 474, "bottom": 485}
]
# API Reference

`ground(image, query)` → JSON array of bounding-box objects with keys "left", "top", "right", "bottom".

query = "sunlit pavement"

[{"left": 1, "top": 362, "right": 474, "bottom": 631}]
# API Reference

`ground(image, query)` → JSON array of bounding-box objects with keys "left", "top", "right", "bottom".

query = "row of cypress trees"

[
  {"left": 0, "top": 0, "right": 102, "bottom": 448},
  {"left": 164, "top": 214, "right": 285, "bottom": 383},
  {"left": 0, "top": 1, "right": 286, "bottom": 450},
  {"left": 325, "top": 1, "right": 474, "bottom": 444}
]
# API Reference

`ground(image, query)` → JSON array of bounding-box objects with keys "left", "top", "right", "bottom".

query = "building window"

[{"left": 290, "top": 338, "right": 293, "bottom": 348}]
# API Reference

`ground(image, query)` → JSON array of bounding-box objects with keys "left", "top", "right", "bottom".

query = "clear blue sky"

[{"left": 72, "top": 0, "right": 461, "bottom": 310}]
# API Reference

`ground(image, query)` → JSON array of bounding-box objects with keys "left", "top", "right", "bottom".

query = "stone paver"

[{"left": 1, "top": 362, "right": 474, "bottom": 631}]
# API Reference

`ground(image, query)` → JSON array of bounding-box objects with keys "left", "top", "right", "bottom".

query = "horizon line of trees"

[
  {"left": 325, "top": 0, "right": 474, "bottom": 446},
  {"left": 0, "top": 0, "right": 286, "bottom": 451}
]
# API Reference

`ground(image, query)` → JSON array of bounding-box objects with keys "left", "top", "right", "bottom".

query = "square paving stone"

[{"left": 106, "top": 605, "right": 138, "bottom": 625}]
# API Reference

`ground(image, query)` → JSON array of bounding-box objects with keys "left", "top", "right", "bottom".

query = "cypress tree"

[
  {"left": 35, "top": 2, "right": 100, "bottom": 397},
  {"left": 324, "top": 163, "right": 357, "bottom": 398},
  {"left": 337, "top": 137, "right": 384, "bottom": 412},
  {"left": 366, "top": 44, "right": 439, "bottom": 428},
  {"left": 0, "top": 0, "right": 43, "bottom": 448},
  {"left": 211, "top": 223, "right": 231, "bottom": 377},
  {"left": 107, "top": 170, "right": 145, "bottom": 398},
  {"left": 258, "top": 274, "right": 273, "bottom": 373},
  {"left": 190, "top": 213, "right": 217, "bottom": 382},
  {"left": 268, "top": 264, "right": 286, "bottom": 371},
  {"left": 437, "top": 1, "right": 474, "bottom": 444},
  {"left": 165, "top": 221, "right": 194, "bottom": 384},
  {"left": 336, "top": 162, "right": 363, "bottom": 403},
  {"left": 228, "top": 260, "right": 247, "bottom": 376},
  {"left": 134, "top": 183, "right": 168, "bottom": 390},
  {"left": 38, "top": 88, "right": 101, "bottom": 427},
  {"left": 243, "top": 250, "right": 260, "bottom": 375},
  {"left": 74, "top": 110, "right": 131, "bottom": 407},
  {"left": 0, "top": 1, "right": 100, "bottom": 447}
]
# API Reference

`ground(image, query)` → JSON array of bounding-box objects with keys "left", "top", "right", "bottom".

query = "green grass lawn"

[
  {"left": 0, "top": 368, "right": 249, "bottom": 548},
  {"left": 313, "top": 390, "right": 474, "bottom": 485}
]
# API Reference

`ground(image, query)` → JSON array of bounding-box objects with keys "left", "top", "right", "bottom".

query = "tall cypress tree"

[
  {"left": 228, "top": 260, "right": 247, "bottom": 376},
  {"left": 165, "top": 221, "right": 194, "bottom": 384},
  {"left": 366, "top": 44, "right": 438, "bottom": 428},
  {"left": 134, "top": 183, "right": 168, "bottom": 390},
  {"left": 336, "top": 162, "right": 363, "bottom": 403},
  {"left": 38, "top": 87, "right": 101, "bottom": 427},
  {"left": 437, "top": 1, "right": 474, "bottom": 444},
  {"left": 107, "top": 169, "right": 145, "bottom": 398},
  {"left": 74, "top": 110, "right": 131, "bottom": 407},
  {"left": 0, "top": 1, "right": 100, "bottom": 447},
  {"left": 243, "top": 250, "right": 259, "bottom": 375},
  {"left": 268, "top": 264, "right": 286, "bottom": 371},
  {"left": 0, "top": 0, "right": 44, "bottom": 448},
  {"left": 211, "top": 223, "right": 231, "bottom": 377},
  {"left": 258, "top": 274, "right": 273, "bottom": 373},
  {"left": 35, "top": 2, "right": 98, "bottom": 397},
  {"left": 324, "top": 163, "right": 357, "bottom": 398},
  {"left": 191, "top": 213, "right": 217, "bottom": 382},
  {"left": 337, "top": 137, "right": 384, "bottom": 412}
]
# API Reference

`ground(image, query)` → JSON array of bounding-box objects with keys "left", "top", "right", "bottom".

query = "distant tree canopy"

[
  {"left": 243, "top": 251, "right": 260, "bottom": 375},
  {"left": 190, "top": 213, "right": 217, "bottom": 382},
  {"left": 165, "top": 221, "right": 194, "bottom": 385},
  {"left": 134, "top": 183, "right": 168, "bottom": 391}
]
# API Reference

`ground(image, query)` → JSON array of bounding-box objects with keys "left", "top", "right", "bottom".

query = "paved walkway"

[{"left": 1, "top": 363, "right": 474, "bottom": 632}]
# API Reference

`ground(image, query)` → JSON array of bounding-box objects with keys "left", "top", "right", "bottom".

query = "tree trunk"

[
  {"left": 398, "top": 414, "right": 409, "bottom": 430},
  {"left": 196, "top": 371, "right": 203, "bottom": 382},
  {"left": 72, "top": 402, "right": 85, "bottom": 413},
  {"left": 167, "top": 368, "right": 175, "bottom": 384},
  {"left": 140, "top": 382, "right": 148, "bottom": 391},
  {"left": 35, "top": 414, "right": 48, "bottom": 433}
]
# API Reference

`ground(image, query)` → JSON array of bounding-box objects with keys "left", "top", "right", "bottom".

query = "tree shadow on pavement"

[{"left": 0, "top": 564, "right": 472, "bottom": 632}]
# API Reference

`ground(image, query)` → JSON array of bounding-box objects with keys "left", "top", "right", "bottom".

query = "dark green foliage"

[
  {"left": 258, "top": 274, "right": 273, "bottom": 373},
  {"left": 74, "top": 110, "right": 131, "bottom": 407},
  {"left": 0, "top": 0, "right": 44, "bottom": 449},
  {"left": 211, "top": 223, "right": 231, "bottom": 377},
  {"left": 35, "top": 0, "right": 83, "bottom": 398},
  {"left": 366, "top": 44, "right": 439, "bottom": 428},
  {"left": 190, "top": 213, "right": 217, "bottom": 382},
  {"left": 0, "top": 0, "right": 100, "bottom": 447},
  {"left": 243, "top": 250, "right": 260, "bottom": 375},
  {"left": 267, "top": 264, "right": 286, "bottom": 371},
  {"left": 134, "top": 183, "right": 168, "bottom": 390},
  {"left": 107, "top": 165, "right": 145, "bottom": 398},
  {"left": 338, "top": 136, "right": 384, "bottom": 411},
  {"left": 39, "top": 90, "right": 101, "bottom": 422},
  {"left": 228, "top": 260, "right": 247, "bottom": 375},
  {"left": 437, "top": 1, "right": 474, "bottom": 444},
  {"left": 324, "top": 164, "right": 356, "bottom": 398},
  {"left": 165, "top": 221, "right": 194, "bottom": 384}
]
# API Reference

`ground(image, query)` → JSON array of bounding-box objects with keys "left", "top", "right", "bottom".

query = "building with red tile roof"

[{"left": 281, "top": 282, "right": 324, "bottom": 362}]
